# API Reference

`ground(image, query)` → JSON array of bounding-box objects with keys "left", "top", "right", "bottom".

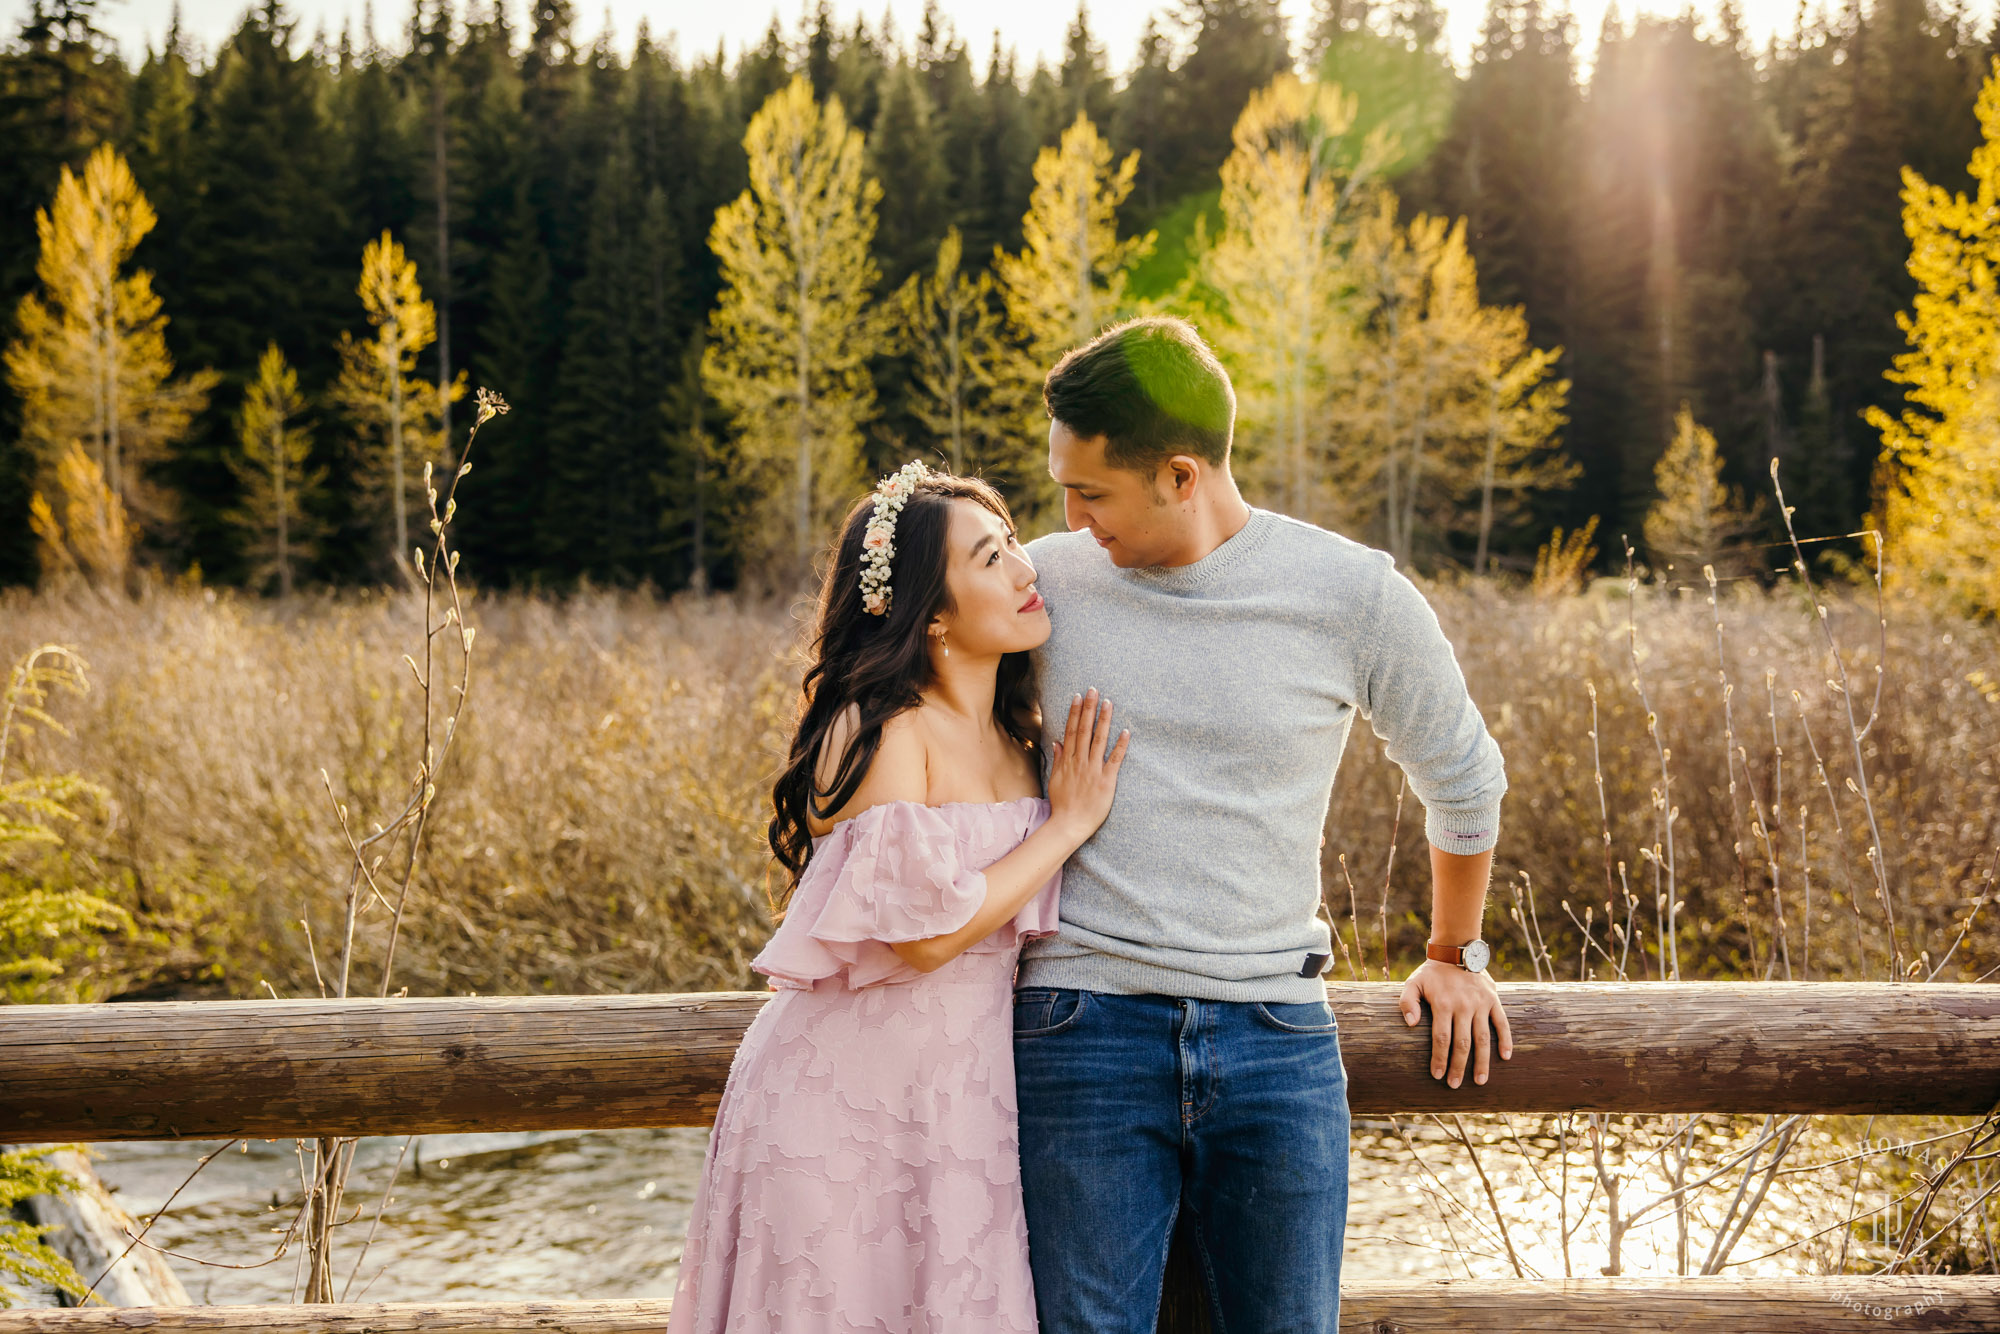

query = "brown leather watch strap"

[{"left": 1426, "top": 941, "right": 1465, "bottom": 967}]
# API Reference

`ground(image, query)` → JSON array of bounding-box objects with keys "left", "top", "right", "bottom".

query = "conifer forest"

[{"left": 7, "top": 0, "right": 2000, "bottom": 600}]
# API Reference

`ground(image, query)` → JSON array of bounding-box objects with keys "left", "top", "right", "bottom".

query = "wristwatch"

[{"left": 1427, "top": 938, "right": 1491, "bottom": 973}]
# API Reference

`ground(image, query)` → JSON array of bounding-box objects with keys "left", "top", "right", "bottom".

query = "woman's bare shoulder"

[{"left": 808, "top": 705, "right": 928, "bottom": 833}]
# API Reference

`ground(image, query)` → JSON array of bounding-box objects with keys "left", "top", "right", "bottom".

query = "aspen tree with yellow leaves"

[
  {"left": 1470, "top": 319, "right": 1574, "bottom": 576},
  {"left": 1644, "top": 403, "right": 1763, "bottom": 577},
  {"left": 995, "top": 114, "right": 1153, "bottom": 363},
  {"left": 1339, "top": 204, "right": 1470, "bottom": 555},
  {"left": 1333, "top": 196, "right": 1571, "bottom": 561},
  {"left": 228, "top": 343, "right": 324, "bottom": 597},
  {"left": 3, "top": 144, "right": 216, "bottom": 533},
  {"left": 1865, "top": 58, "right": 2000, "bottom": 615},
  {"left": 990, "top": 113, "right": 1154, "bottom": 522},
  {"left": 332, "top": 230, "right": 465, "bottom": 581},
  {"left": 1200, "top": 74, "right": 1392, "bottom": 519},
  {"left": 1338, "top": 201, "right": 1465, "bottom": 550},
  {"left": 704, "top": 76, "right": 884, "bottom": 567},
  {"left": 28, "top": 442, "right": 132, "bottom": 590},
  {"left": 894, "top": 227, "right": 1007, "bottom": 477}
]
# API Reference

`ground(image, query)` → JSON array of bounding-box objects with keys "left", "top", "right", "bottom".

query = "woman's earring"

[{"left": 940, "top": 631, "right": 949, "bottom": 658}]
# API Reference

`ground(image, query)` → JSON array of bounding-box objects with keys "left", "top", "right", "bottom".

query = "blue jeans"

[{"left": 1014, "top": 988, "right": 1350, "bottom": 1334}]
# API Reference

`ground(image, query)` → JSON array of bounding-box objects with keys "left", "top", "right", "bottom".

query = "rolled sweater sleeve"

[{"left": 1357, "top": 560, "right": 1507, "bottom": 854}]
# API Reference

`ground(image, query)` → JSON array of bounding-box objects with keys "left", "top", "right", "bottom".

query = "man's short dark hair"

[{"left": 1042, "top": 316, "right": 1235, "bottom": 473}]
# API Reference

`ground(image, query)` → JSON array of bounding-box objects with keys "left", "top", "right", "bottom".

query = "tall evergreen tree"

[
  {"left": 1412, "top": 0, "right": 1579, "bottom": 511},
  {"left": 1311, "top": 0, "right": 1457, "bottom": 178},
  {"left": 169, "top": 0, "right": 349, "bottom": 578},
  {"left": 869, "top": 60, "right": 950, "bottom": 292},
  {"left": 0, "top": 0, "right": 126, "bottom": 300},
  {"left": 1159, "top": 0, "right": 1292, "bottom": 199},
  {"left": 337, "top": 35, "right": 417, "bottom": 247},
  {"left": 1114, "top": 19, "right": 1174, "bottom": 218},
  {"left": 1057, "top": 4, "right": 1115, "bottom": 134},
  {"left": 543, "top": 135, "right": 680, "bottom": 584}
]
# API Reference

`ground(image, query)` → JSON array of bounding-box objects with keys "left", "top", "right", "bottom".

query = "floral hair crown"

[{"left": 858, "top": 460, "right": 932, "bottom": 615}]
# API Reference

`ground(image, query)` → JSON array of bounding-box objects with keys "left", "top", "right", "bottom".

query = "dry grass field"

[{"left": 2, "top": 571, "right": 1995, "bottom": 1003}]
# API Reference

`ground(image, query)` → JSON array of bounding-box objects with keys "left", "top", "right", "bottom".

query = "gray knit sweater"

[{"left": 1018, "top": 507, "right": 1507, "bottom": 1003}]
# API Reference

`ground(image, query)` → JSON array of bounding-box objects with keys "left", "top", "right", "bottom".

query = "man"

[{"left": 1017, "top": 315, "right": 1512, "bottom": 1333}]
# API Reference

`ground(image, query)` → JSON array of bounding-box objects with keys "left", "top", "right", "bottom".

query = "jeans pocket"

[
  {"left": 1013, "top": 987, "right": 1087, "bottom": 1038},
  {"left": 1252, "top": 999, "right": 1339, "bottom": 1034}
]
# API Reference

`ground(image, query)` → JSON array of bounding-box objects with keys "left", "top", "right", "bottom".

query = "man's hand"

[{"left": 1400, "top": 959, "right": 1513, "bottom": 1088}]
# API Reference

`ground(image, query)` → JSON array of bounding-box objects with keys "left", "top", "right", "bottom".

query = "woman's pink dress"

[{"left": 665, "top": 796, "right": 1060, "bottom": 1334}]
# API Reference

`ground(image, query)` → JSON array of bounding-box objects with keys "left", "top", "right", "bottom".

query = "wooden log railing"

[
  {"left": 6, "top": 982, "right": 2000, "bottom": 1141},
  {"left": 3, "top": 982, "right": 1998, "bottom": 1333}
]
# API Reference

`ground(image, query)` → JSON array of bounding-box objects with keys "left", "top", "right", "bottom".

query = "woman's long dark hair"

[{"left": 767, "top": 471, "right": 1039, "bottom": 906}]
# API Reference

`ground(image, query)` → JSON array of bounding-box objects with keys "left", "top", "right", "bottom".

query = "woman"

[{"left": 665, "top": 462, "right": 1129, "bottom": 1333}]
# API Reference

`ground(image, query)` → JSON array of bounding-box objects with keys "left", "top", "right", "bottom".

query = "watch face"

[{"left": 1463, "top": 939, "right": 1491, "bottom": 973}]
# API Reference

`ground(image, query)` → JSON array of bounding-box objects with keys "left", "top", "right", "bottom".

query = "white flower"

[{"left": 857, "top": 459, "right": 932, "bottom": 615}]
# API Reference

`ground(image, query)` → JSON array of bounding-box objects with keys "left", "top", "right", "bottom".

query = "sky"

[{"left": 10, "top": 0, "right": 1978, "bottom": 76}]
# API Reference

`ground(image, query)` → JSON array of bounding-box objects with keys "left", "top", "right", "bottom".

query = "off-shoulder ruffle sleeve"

[{"left": 753, "top": 798, "right": 1060, "bottom": 991}]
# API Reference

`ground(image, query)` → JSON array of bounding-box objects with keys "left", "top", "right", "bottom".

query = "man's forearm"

[{"left": 1428, "top": 845, "right": 1494, "bottom": 946}]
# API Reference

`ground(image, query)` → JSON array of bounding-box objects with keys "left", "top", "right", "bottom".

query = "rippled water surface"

[{"left": 70, "top": 1113, "right": 1868, "bottom": 1304}]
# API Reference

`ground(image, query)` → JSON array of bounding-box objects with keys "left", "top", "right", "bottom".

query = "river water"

[{"left": 59, "top": 1113, "right": 1891, "bottom": 1305}]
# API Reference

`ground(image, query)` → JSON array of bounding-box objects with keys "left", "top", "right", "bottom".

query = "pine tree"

[
  {"left": 3, "top": 143, "right": 217, "bottom": 535},
  {"left": 1159, "top": 0, "right": 1293, "bottom": 199},
  {"left": 1776, "top": 0, "right": 1988, "bottom": 545},
  {"left": 0, "top": 0, "right": 128, "bottom": 301},
  {"left": 966, "top": 38, "right": 1037, "bottom": 259},
  {"left": 1114, "top": 19, "right": 1174, "bottom": 218},
  {"left": 126, "top": 19, "right": 199, "bottom": 311},
  {"left": 1310, "top": 0, "right": 1457, "bottom": 177},
  {"left": 336, "top": 37, "right": 417, "bottom": 245},
  {"left": 178, "top": 1, "right": 349, "bottom": 383},
  {"left": 1643, "top": 402, "right": 1763, "bottom": 578},
  {"left": 1865, "top": 57, "right": 2000, "bottom": 614},
  {"left": 868, "top": 60, "right": 949, "bottom": 292},
  {"left": 331, "top": 229, "right": 465, "bottom": 579},
  {"left": 1566, "top": 15, "right": 1782, "bottom": 538},
  {"left": 703, "top": 75, "right": 884, "bottom": 568},
  {"left": 226, "top": 341, "right": 323, "bottom": 595},
  {"left": 1200, "top": 74, "right": 1391, "bottom": 521},
  {"left": 1789, "top": 333, "right": 1852, "bottom": 543},
  {"left": 167, "top": 0, "right": 349, "bottom": 578},
  {"left": 543, "top": 136, "right": 679, "bottom": 584},
  {"left": 736, "top": 18, "right": 790, "bottom": 116},
  {"left": 894, "top": 227, "right": 1009, "bottom": 478},
  {"left": 1057, "top": 3, "right": 1114, "bottom": 134}
]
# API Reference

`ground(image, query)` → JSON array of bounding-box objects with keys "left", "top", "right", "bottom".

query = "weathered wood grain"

[
  {"left": 4, "top": 983, "right": 1998, "bottom": 1142},
  {"left": 1, "top": 1281, "right": 1997, "bottom": 1334}
]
